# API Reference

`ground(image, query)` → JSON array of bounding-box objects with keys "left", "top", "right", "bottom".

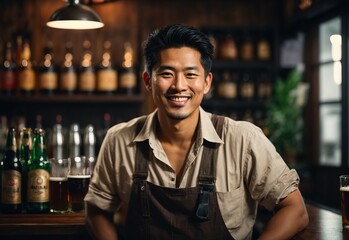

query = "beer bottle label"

[
  {"left": 27, "top": 169, "right": 49, "bottom": 202},
  {"left": 40, "top": 72, "right": 58, "bottom": 90},
  {"left": 61, "top": 72, "right": 77, "bottom": 91},
  {"left": 79, "top": 72, "right": 96, "bottom": 91},
  {"left": 19, "top": 69, "right": 35, "bottom": 90},
  {"left": 97, "top": 69, "right": 117, "bottom": 91},
  {"left": 1, "top": 71, "right": 15, "bottom": 90},
  {"left": 1, "top": 170, "right": 21, "bottom": 204},
  {"left": 119, "top": 72, "right": 136, "bottom": 88}
]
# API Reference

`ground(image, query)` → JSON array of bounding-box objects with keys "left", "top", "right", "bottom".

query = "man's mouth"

[{"left": 168, "top": 96, "right": 190, "bottom": 102}]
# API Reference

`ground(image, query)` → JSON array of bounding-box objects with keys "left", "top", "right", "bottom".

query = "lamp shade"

[{"left": 47, "top": 0, "right": 104, "bottom": 30}]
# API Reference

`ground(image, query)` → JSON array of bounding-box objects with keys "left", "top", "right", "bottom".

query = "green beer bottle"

[
  {"left": 27, "top": 128, "right": 50, "bottom": 213},
  {"left": 18, "top": 128, "right": 32, "bottom": 211},
  {"left": 1, "top": 127, "right": 22, "bottom": 213}
]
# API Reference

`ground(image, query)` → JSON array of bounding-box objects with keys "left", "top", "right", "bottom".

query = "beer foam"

[
  {"left": 50, "top": 177, "right": 68, "bottom": 181},
  {"left": 340, "top": 186, "right": 349, "bottom": 191},
  {"left": 68, "top": 175, "right": 91, "bottom": 179}
]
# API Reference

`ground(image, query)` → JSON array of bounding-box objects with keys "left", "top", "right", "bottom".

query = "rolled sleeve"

[
  {"left": 260, "top": 169, "right": 299, "bottom": 211},
  {"left": 84, "top": 131, "right": 120, "bottom": 212},
  {"left": 244, "top": 125, "right": 300, "bottom": 211}
]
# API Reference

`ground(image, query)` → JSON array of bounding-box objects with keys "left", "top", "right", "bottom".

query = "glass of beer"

[
  {"left": 340, "top": 175, "right": 349, "bottom": 229},
  {"left": 49, "top": 158, "right": 70, "bottom": 213},
  {"left": 68, "top": 156, "right": 91, "bottom": 212}
]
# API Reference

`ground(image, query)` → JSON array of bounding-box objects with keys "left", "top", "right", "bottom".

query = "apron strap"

[
  {"left": 198, "top": 114, "right": 225, "bottom": 184},
  {"left": 133, "top": 116, "right": 149, "bottom": 180},
  {"left": 133, "top": 116, "right": 150, "bottom": 217},
  {"left": 196, "top": 114, "right": 225, "bottom": 220}
]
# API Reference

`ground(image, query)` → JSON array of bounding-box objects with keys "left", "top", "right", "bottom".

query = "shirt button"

[{"left": 170, "top": 177, "right": 175, "bottom": 182}]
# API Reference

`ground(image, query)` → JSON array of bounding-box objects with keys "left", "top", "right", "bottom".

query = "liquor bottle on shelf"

[
  {"left": 15, "top": 35, "right": 23, "bottom": 68},
  {"left": 218, "top": 33, "right": 238, "bottom": 60},
  {"left": 257, "top": 72, "right": 273, "bottom": 100},
  {"left": 60, "top": 41, "right": 77, "bottom": 95},
  {"left": 18, "top": 127, "right": 32, "bottom": 211},
  {"left": 96, "top": 40, "right": 117, "bottom": 95},
  {"left": 38, "top": 41, "right": 58, "bottom": 95},
  {"left": 217, "top": 71, "right": 238, "bottom": 99},
  {"left": 35, "top": 114, "right": 43, "bottom": 129},
  {"left": 1, "top": 127, "right": 22, "bottom": 213},
  {"left": 27, "top": 128, "right": 50, "bottom": 213},
  {"left": 0, "top": 116, "right": 8, "bottom": 161},
  {"left": 0, "top": 41, "right": 17, "bottom": 96},
  {"left": 240, "top": 31, "right": 254, "bottom": 61},
  {"left": 118, "top": 42, "right": 137, "bottom": 95},
  {"left": 83, "top": 124, "right": 96, "bottom": 173},
  {"left": 18, "top": 41, "right": 35, "bottom": 96},
  {"left": 240, "top": 72, "right": 255, "bottom": 100},
  {"left": 69, "top": 123, "right": 81, "bottom": 159},
  {"left": 50, "top": 115, "right": 65, "bottom": 161},
  {"left": 257, "top": 32, "right": 271, "bottom": 61},
  {"left": 79, "top": 40, "right": 96, "bottom": 94}
]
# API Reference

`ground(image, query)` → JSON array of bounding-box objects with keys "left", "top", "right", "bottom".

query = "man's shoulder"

[
  {"left": 106, "top": 115, "right": 150, "bottom": 140},
  {"left": 223, "top": 116, "right": 264, "bottom": 138}
]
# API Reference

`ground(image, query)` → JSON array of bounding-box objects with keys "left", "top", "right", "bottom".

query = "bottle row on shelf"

[
  {"left": 0, "top": 112, "right": 113, "bottom": 161},
  {"left": 206, "top": 70, "right": 273, "bottom": 101},
  {"left": 0, "top": 36, "right": 139, "bottom": 96},
  {"left": 203, "top": 28, "right": 274, "bottom": 62}
]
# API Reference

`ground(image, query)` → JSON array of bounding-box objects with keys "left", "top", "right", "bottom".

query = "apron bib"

[{"left": 125, "top": 115, "right": 233, "bottom": 240}]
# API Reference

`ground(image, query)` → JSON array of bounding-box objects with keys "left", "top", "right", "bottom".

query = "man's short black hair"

[{"left": 143, "top": 24, "right": 214, "bottom": 77}]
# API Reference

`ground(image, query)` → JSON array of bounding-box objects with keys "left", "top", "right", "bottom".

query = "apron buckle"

[{"left": 196, "top": 182, "right": 214, "bottom": 220}]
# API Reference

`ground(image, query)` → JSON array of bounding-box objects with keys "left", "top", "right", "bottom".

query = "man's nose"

[{"left": 173, "top": 74, "right": 187, "bottom": 90}]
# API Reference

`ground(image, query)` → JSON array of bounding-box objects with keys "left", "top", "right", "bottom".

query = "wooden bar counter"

[
  {"left": 293, "top": 203, "right": 349, "bottom": 240},
  {"left": 0, "top": 212, "right": 91, "bottom": 240},
  {"left": 0, "top": 203, "right": 348, "bottom": 239}
]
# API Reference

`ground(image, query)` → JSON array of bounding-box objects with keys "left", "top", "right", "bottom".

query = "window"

[{"left": 318, "top": 17, "right": 342, "bottom": 166}]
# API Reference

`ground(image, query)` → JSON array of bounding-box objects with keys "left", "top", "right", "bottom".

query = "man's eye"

[
  {"left": 186, "top": 73, "right": 198, "bottom": 78},
  {"left": 160, "top": 72, "right": 173, "bottom": 78}
]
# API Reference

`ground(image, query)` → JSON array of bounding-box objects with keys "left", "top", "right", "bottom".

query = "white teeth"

[{"left": 171, "top": 97, "right": 188, "bottom": 102}]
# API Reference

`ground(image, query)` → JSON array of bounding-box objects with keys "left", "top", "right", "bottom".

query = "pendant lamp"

[{"left": 47, "top": 0, "right": 104, "bottom": 30}]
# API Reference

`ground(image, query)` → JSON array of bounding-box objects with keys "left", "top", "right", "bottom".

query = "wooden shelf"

[{"left": 0, "top": 94, "right": 145, "bottom": 104}]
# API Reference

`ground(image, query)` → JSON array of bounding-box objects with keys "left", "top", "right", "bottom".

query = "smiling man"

[{"left": 85, "top": 24, "right": 308, "bottom": 240}]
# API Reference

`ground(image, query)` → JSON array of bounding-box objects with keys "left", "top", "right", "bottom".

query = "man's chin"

[{"left": 166, "top": 110, "right": 190, "bottom": 121}]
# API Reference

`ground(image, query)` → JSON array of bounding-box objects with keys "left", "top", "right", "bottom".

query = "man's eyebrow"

[
  {"left": 156, "top": 65, "right": 175, "bottom": 72},
  {"left": 156, "top": 65, "right": 200, "bottom": 72}
]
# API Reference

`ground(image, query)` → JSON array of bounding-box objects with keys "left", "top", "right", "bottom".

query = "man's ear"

[
  {"left": 204, "top": 72, "right": 213, "bottom": 94},
  {"left": 142, "top": 71, "right": 151, "bottom": 91}
]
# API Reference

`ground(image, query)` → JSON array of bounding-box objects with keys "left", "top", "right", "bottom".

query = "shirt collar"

[{"left": 199, "top": 107, "right": 224, "bottom": 144}]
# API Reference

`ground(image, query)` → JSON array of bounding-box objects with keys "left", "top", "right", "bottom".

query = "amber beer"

[
  {"left": 341, "top": 186, "right": 349, "bottom": 228},
  {"left": 49, "top": 177, "right": 68, "bottom": 212},
  {"left": 68, "top": 175, "right": 90, "bottom": 212}
]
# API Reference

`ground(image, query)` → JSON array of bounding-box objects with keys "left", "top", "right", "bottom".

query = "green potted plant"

[{"left": 265, "top": 69, "right": 306, "bottom": 166}]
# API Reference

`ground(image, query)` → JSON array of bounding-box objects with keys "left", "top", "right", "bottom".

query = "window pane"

[
  {"left": 319, "top": 62, "right": 342, "bottom": 101},
  {"left": 319, "top": 104, "right": 341, "bottom": 166},
  {"left": 319, "top": 17, "right": 341, "bottom": 63}
]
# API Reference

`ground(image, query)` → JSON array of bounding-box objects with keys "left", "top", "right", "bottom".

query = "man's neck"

[{"left": 156, "top": 112, "right": 199, "bottom": 145}]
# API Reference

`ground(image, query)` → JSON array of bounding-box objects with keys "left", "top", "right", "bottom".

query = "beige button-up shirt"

[{"left": 85, "top": 107, "right": 299, "bottom": 240}]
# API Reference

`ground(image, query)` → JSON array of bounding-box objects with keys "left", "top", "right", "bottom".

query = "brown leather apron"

[{"left": 125, "top": 115, "right": 233, "bottom": 240}]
